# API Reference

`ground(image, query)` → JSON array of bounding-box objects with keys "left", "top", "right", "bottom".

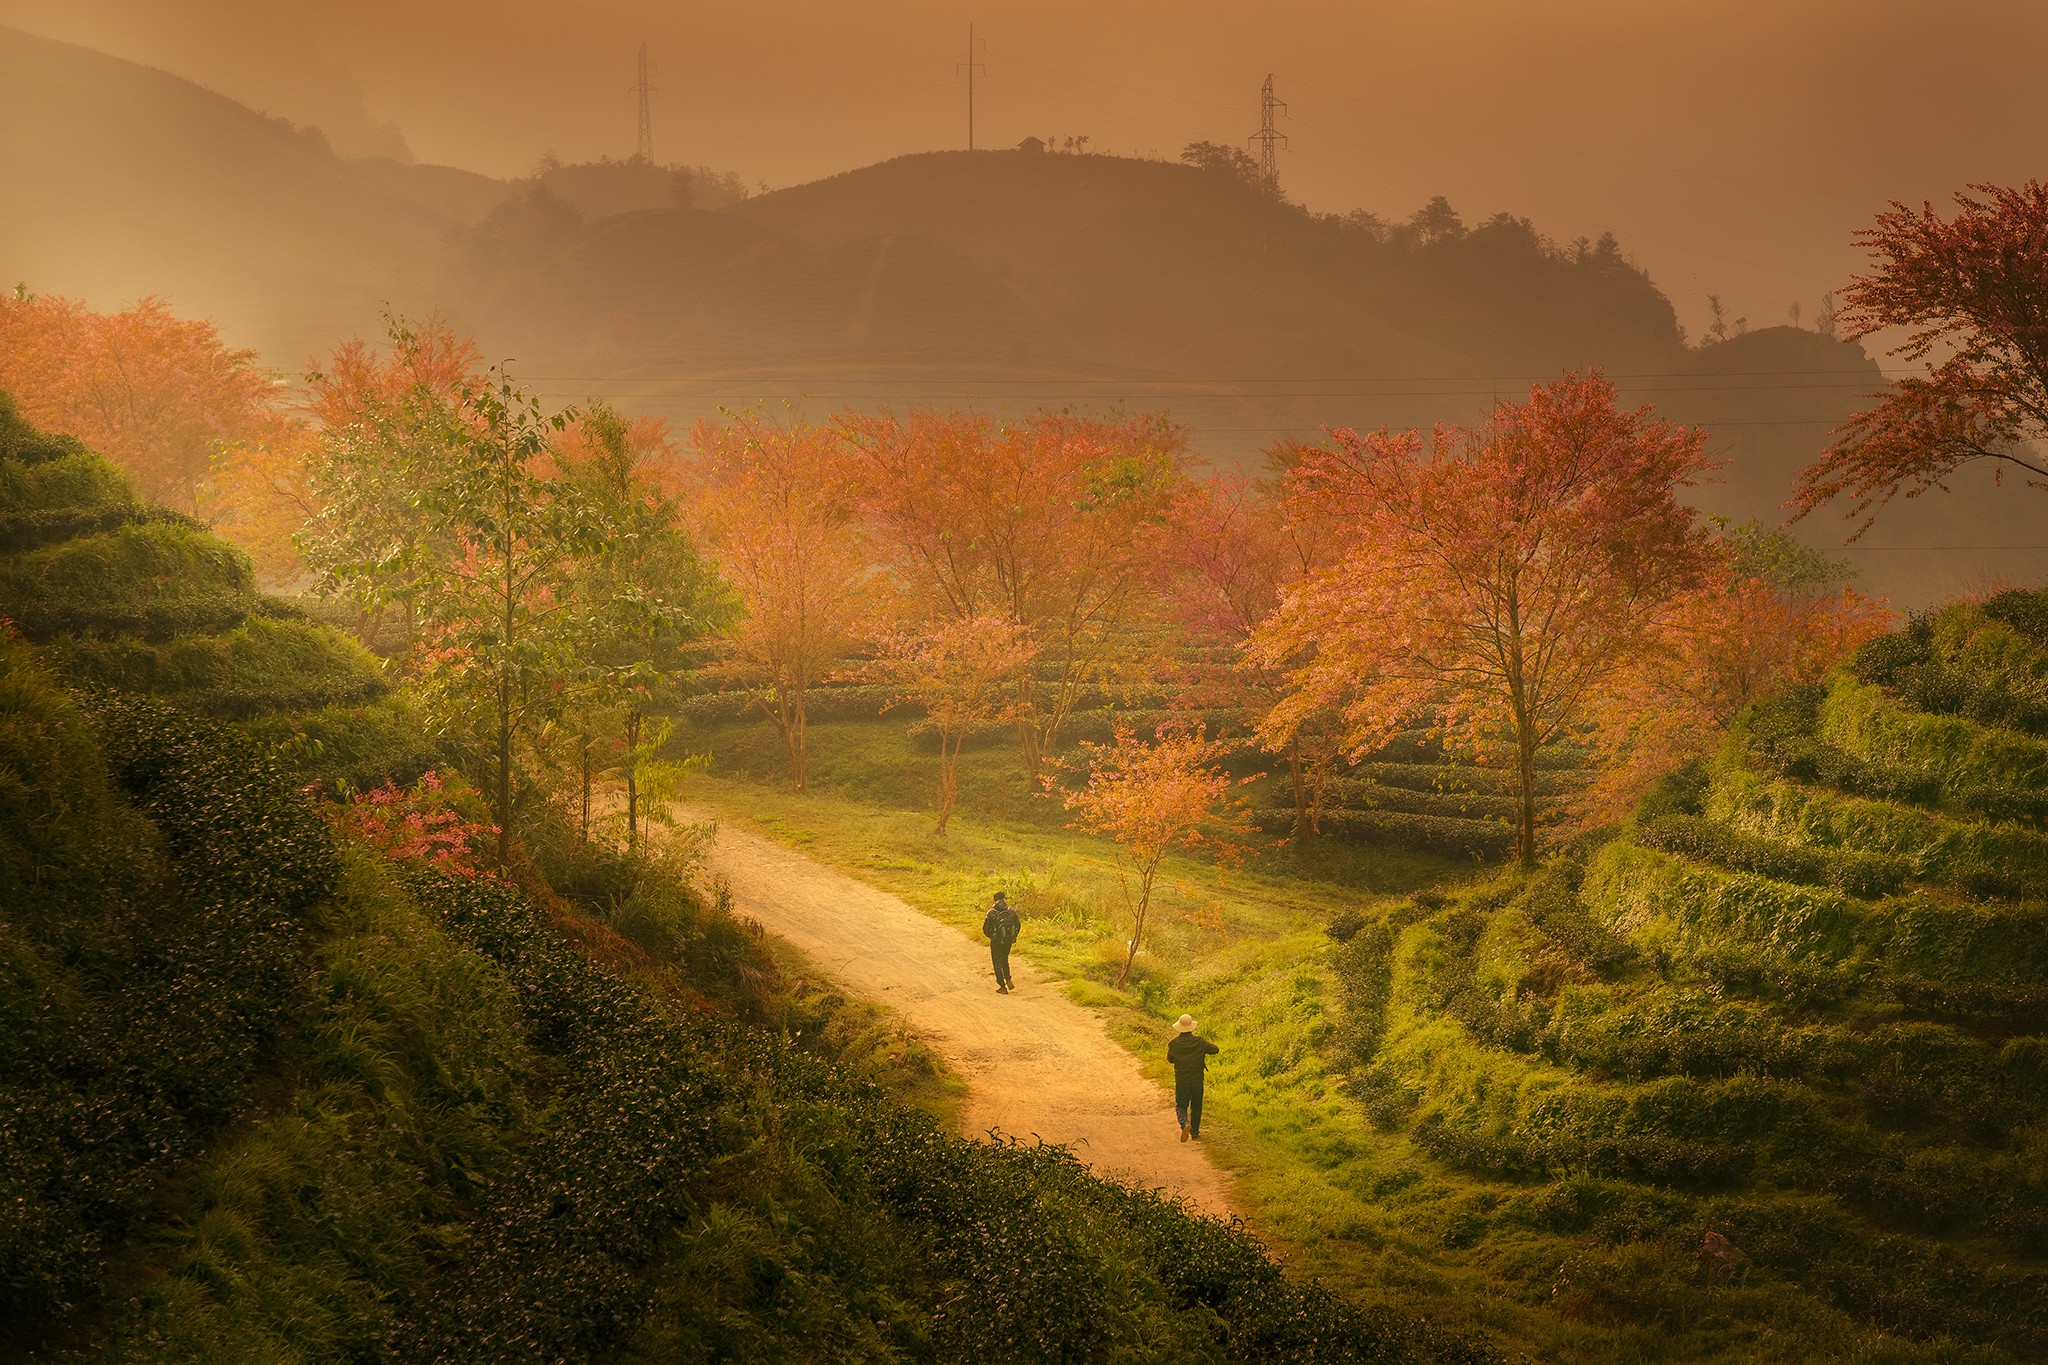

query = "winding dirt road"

[{"left": 683, "top": 807, "right": 1237, "bottom": 1218}]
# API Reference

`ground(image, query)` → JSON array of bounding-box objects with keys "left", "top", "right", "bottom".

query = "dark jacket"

[
  {"left": 983, "top": 903, "right": 1020, "bottom": 947},
  {"left": 1167, "top": 1032, "right": 1219, "bottom": 1080}
]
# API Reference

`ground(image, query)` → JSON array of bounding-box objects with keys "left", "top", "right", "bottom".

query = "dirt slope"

[{"left": 682, "top": 807, "right": 1238, "bottom": 1218}]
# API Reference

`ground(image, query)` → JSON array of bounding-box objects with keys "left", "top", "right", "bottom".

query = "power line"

[{"left": 500, "top": 372, "right": 1902, "bottom": 390}]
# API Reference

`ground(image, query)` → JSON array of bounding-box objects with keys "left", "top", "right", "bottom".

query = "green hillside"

[
  {"left": 1317, "top": 592, "right": 2048, "bottom": 1360},
  {"left": 0, "top": 392, "right": 1495, "bottom": 1362}
]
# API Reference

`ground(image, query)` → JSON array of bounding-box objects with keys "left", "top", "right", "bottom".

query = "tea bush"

[
  {"left": 1257, "top": 808, "right": 1515, "bottom": 860},
  {"left": 51, "top": 615, "right": 388, "bottom": 716},
  {"left": 1324, "top": 778, "right": 1526, "bottom": 823},
  {"left": 1637, "top": 813, "right": 1909, "bottom": 898},
  {"left": 0, "top": 668, "right": 334, "bottom": 1345},
  {"left": 1321, "top": 593, "right": 2048, "bottom": 1359}
]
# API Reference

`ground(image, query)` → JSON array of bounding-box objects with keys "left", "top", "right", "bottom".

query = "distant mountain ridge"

[
  {"left": 0, "top": 24, "right": 503, "bottom": 357},
  {"left": 4, "top": 24, "right": 2042, "bottom": 605}
]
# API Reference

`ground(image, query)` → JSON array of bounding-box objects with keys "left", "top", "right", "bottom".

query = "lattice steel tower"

[
  {"left": 631, "top": 44, "right": 657, "bottom": 162},
  {"left": 959, "top": 23, "right": 986, "bottom": 150},
  {"left": 1248, "top": 73, "right": 1287, "bottom": 191}
]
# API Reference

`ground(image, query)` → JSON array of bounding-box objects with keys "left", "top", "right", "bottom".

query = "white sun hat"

[{"left": 1175, "top": 1014, "right": 1196, "bottom": 1032}]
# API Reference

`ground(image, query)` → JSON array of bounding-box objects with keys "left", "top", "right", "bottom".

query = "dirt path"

[{"left": 681, "top": 806, "right": 1237, "bottom": 1218}]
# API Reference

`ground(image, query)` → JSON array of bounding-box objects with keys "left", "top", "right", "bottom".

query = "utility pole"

[
  {"left": 1248, "top": 73, "right": 1287, "bottom": 192},
  {"left": 958, "top": 23, "right": 986, "bottom": 150},
  {"left": 631, "top": 43, "right": 657, "bottom": 163}
]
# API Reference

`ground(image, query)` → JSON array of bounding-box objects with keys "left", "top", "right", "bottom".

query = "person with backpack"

[
  {"left": 1167, "top": 1014, "right": 1219, "bottom": 1141},
  {"left": 982, "top": 890, "right": 1020, "bottom": 993}
]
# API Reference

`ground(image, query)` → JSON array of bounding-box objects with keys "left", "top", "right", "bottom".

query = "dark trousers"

[
  {"left": 1175, "top": 1074, "right": 1204, "bottom": 1136},
  {"left": 991, "top": 941, "right": 1013, "bottom": 986}
]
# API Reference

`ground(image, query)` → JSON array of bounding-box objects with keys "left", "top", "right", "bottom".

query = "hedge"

[
  {"left": 1255, "top": 806, "right": 1514, "bottom": 859},
  {"left": 1636, "top": 813, "right": 1908, "bottom": 899},
  {"left": 51, "top": 615, "right": 386, "bottom": 715},
  {"left": 0, "top": 392, "right": 88, "bottom": 465},
  {"left": 1325, "top": 778, "right": 1530, "bottom": 823},
  {"left": 1361, "top": 761, "right": 1589, "bottom": 798}
]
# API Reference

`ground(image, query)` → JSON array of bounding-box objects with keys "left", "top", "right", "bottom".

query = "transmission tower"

[
  {"left": 631, "top": 44, "right": 658, "bottom": 162},
  {"left": 958, "top": 23, "right": 986, "bottom": 150},
  {"left": 1248, "top": 73, "right": 1287, "bottom": 191}
]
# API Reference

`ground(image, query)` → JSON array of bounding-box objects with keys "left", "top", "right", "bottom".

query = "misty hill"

[
  {"left": 452, "top": 151, "right": 2045, "bottom": 604},
  {"left": 5, "top": 26, "right": 2042, "bottom": 603},
  {"left": 453, "top": 149, "right": 1689, "bottom": 418},
  {"left": 0, "top": 24, "right": 501, "bottom": 360}
]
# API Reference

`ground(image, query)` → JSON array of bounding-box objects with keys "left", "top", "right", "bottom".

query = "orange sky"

[{"left": 3, "top": 0, "right": 2043, "bottom": 339}]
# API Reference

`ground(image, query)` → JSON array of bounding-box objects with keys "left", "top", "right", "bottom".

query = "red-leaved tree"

[
  {"left": 1153, "top": 468, "right": 1346, "bottom": 839},
  {"left": 873, "top": 614, "right": 1036, "bottom": 834},
  {"left": 0, "top": 292, "right": 279, "bottom": 514},
  {"left": 1584, "top": 521, "right": 1893, "bottom": 819},
  {"left": 837, "top": 408, "right": 1188, "bottom": 776},
  {"left": 1252, "top": 371, "right": 1719, "bottom": 864},
  {"left": 1059, "top": 723, "right": 1247, "bottom": 988},
  {"left": 1794, "top": 181, "right": 2048, "bottom": 532},
  {"left": 690, "top": 411, "right": 876, "bottom": 792}
]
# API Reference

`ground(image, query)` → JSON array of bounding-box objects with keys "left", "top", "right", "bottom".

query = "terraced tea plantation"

[{"left": 1332, "top": 591, "right": 2048, "bottom": 1359}]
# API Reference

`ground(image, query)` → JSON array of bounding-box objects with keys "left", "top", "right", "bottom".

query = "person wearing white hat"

[{"left": 1166, "top": 1014, "right": 1220, "bottom": 1142}]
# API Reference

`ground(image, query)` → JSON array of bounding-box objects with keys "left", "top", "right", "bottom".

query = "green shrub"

[
  {"left": 50, "top": 615, "right": 387, "bottom": 716},
  {"left": 237, "top": 695, "right": 438, "bottom": 795},
  {"left": 0, "top": 518, "right": 272, "bottom": 642},
  {"left": 0, "top": 391, "right": 88, "bottom": 465},
  {"left": 1821, "top": 673, "right": 2048, "bottom": 800},
  {"left": 1324, "top": 778, "right": 1527, "bottom": 823},
  {"left": 0, "top": 681, "right": 335, "bottom": 1344},
  {"left": 1637, "top": 813, "right": 1909, "bottom": 898},
  {"left": 1635, "top": 759, "right": 1710, "bottom": 821},
  {"left": 1983, "top": 587, "right": 2048, "bottom": 648},
  {"left": 1257, "top": 808, "right": 1514, "bottom": 859}
]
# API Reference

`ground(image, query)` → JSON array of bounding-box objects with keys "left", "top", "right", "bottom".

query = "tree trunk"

[
  {"left": 1514, "top": 723, "right": 1538, "bottom": 866},
  {"left": 495, "top": 669, "right": 512, "bottom": 866},
  {"left": 1116, "top": 860, "right": 1159, "bottom": 988},
  {"left": 1289, "top": 743, "right": 1317, "bottom": 845},
  {"left": 769, "top": 682, "right": 809, "bottom": 793},
  {"left": 792, "top": 691, "right": 809, "bottom": 793},
  {"left": 1014, "top": 705, "right": 1042, "bottom": 779},
  {"left": 626, "top": 709, "right": 641, "bottom": 856},
  {"left": 580, "top": 736, "right": 592, "bottom": 842},
  {"left": 935, "top": 729, "right": 960, "bottom": 835},
  {"left": 1503, "top": 581, "right": 1537, "bottom": 867},
  {"left": 495, "top": 443, "right": 518, "bottom": 869}
]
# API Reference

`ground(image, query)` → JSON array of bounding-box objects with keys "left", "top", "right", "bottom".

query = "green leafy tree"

[
  {"left": 298, "top": 318, "right": 483, "bottom": 647},
  {"left": 305, "top": 346, "right": 596, "bottom": 863},
  {"left": 555, "top": 402, "right": 729, "bottom": 852}
]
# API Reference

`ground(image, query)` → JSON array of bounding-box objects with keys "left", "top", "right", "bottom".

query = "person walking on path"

[
  {"left": 1167, "top": 1014, "right": 1219, "bottom": 1142},
  {"left": 982, "top": 891, "right": 1020, "bottom": 993}
]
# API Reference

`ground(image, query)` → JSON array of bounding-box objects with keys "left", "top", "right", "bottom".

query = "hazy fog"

[{"left": 4, "top": 0, "right": 2044, "bottom": 338}]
